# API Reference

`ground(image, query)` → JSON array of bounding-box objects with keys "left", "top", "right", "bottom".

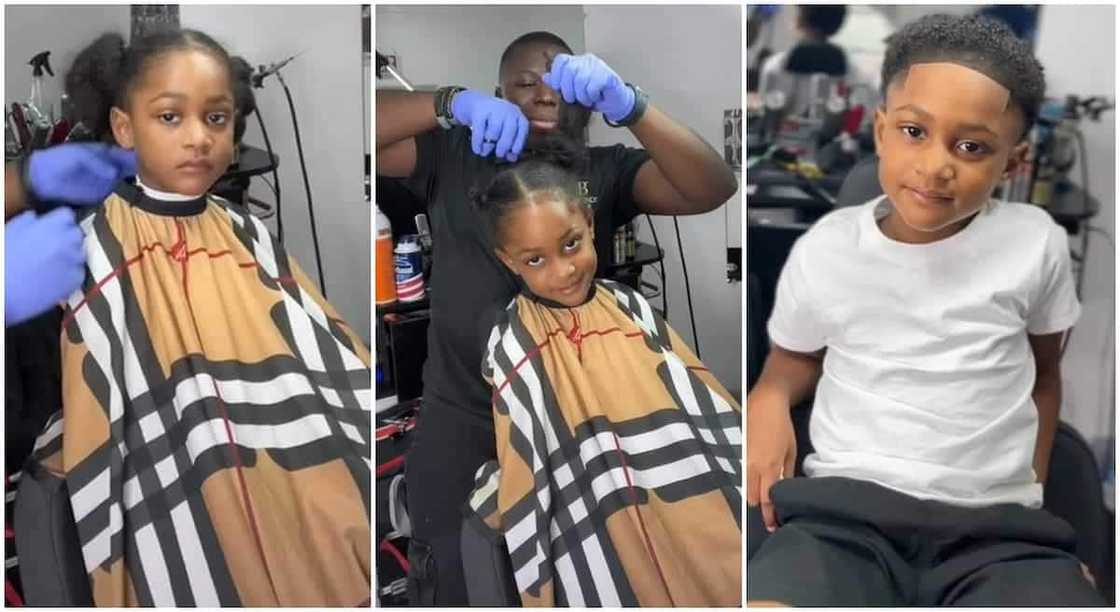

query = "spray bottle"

[
  {"left": 27, "top": 51, "right": 53, "bottom": 125},
  {"left": 375, "top": 204, "right": 398, "bottom": 305}
]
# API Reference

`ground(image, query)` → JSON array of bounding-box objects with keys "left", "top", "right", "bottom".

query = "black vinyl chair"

[
  {"left": 461, "top": 514, "right": 521, "bottom": 606},
  {"left": 835, "top": 153, "right": 883, "bottom": 207}
]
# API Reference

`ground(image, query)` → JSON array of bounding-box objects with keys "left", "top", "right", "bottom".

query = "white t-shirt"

[{"left": 768, "top": 196, "right": 1081, "bottom": 508}]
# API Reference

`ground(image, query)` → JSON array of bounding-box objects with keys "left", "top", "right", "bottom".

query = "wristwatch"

[
  {"left": 434, "top": 86, "right": 466, "bottom": 130},
  {"left": 604, "top": 83, "right": 649, "bottom": 128}
]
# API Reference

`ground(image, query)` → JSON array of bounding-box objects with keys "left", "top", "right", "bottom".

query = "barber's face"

[{"left": 498, "top": 42, "right": 587, "bottom": 144}]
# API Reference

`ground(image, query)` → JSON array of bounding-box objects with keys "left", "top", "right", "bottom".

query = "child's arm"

[
  {"left": 747, "top": 343, "right": 825, "bottom": 531},
  {"left": 750, "top": 344, "right": 825, "bottom": 409},
  {"left": 1029, "top": 331, "right": 1065, "bottom": 484}
]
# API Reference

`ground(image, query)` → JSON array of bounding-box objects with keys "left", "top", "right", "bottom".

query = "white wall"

[
  {"left": 182, "top": 5, "right": 370, "bottom": 343},
  {"left": 1035, "top": 5, "right": 1116, "bottom": 474},
  {"left": 585, "top": 5, "right": 743, "bottom": 397},
  {"left": 375, "top": 5, "right": 585, "bottom": 92},
  {"left": 5, "top": 5, "right": 131, "bottom": 120}
]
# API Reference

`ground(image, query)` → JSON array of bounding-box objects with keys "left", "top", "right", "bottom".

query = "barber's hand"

[
  {"left": 27, "top": 143, "right": 137, "bottom": 206},
  {"left": 5, "top": 209, "right": 86, "bottom": 326},
  {"left": 746, "top": 390, "right": 797, "bottom": 533},
  {"left": 450, "top": 90, "right": 530, "bottom": 162},
  {"left": 542, "top": 53, "right": 635, "bottom": 123}
]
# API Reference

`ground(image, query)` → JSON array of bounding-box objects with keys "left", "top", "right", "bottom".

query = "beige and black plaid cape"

[
  {"left": 29, "top": 183, "right": 371, "bottom": 606},
  {"left": 468, "top": 280, "right": 742, "bottom": 606}
]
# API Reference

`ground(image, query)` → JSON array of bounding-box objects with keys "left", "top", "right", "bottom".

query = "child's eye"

[
  {"left": 526, "top": 256, "right": 543, "bottom": 267},
  {"left": 956, "top": 140, "right": 988, "bottom": 155},
  {"left": 159, "top": 112, "right": 180, "bottom": 124},
  {"left": 208, "top": 112, "right": 229, "bottom": 125},
  {"left": 900, "top": 125, "right": 924, "bottom": 140},
  {"left": 563, "top": 238, "right": 581, "bottom": 251}
]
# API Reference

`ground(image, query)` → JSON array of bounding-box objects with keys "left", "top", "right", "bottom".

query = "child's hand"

[
  {"left": 542, "top": 53, "right": 635, "bottom": 123},
  {"left": 746, "top": 389, "right": 797, "bottom": 533}
]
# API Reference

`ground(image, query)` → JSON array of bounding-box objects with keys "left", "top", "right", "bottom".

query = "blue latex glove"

[
  {"left": 450, "top": 90, "right": 530, "bottom": 162},
  {"left": 27, "top": 143, "right": 137, "bottom": 206},
  {"left": 5, "top": 208, "right": 86, "bottom": 326},
  {"left": 542, "top": 53, "right": 635, "bottom": 123}
]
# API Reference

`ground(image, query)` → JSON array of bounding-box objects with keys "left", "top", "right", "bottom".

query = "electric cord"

[
  {"left": 673, "top": 216, "right": 700, "bottom": 359},
  {"left": 644, "top": 214, "right": 668, "bottom": 316},
  {"left": 1060, "top": 130, "right": 1103, "bottom": 360},
  {"left": 276, "top": 71, "right": 327, "bottom": 297},
  {"left": 254, "top": 108, "right": 283, "bottom": 242},
  {"left": 1087, "top": 226, "right": 1115, "bottom": 250},
  {"left": 260, "top": 174, "right": 277, "bottom": 199},
  {"left": 1074, "top": 129, "right": 1092, "bottom": 300},
  {"left": 253, "top": 175, "right": 278, "bottom": 218},
  {"left": 1064, "top": 225, "right": 1116, "bottom": 363}
]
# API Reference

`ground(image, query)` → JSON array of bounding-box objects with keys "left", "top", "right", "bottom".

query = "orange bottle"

[{"left": 375, "top": 204, "right": 398, "bottom": 305}]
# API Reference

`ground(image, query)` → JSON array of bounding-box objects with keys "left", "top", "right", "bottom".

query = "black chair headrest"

[{"left": 785, "top": 41, "right": 848, "bottom": 77}]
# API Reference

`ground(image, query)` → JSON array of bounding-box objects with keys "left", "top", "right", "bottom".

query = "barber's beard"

[
  {"left": 527, "top": 102, "right": 590, "bottom": 148},
  {"left": 559, "top": 102, "right": 591, "bottom": 141}
]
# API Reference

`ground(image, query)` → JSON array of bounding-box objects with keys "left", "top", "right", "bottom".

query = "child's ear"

[
  {"left": 494, "top": 248, "right": 519, "bottom": 275},
  {"left": 873, "top": 106, "right": 887, "bottom": 153},
  {"left": 109, "top": 107, "right": 134, "bottom": 149},
  {"left": 1003, "top": 140, "right": 1031, "bottom": 179}
]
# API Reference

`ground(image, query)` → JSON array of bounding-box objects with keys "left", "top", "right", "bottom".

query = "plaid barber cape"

[
  {"left": 468, "top": 280, "right": 742, "bottom": 606},
  {"left": 29, "top": 184, "right": 371, "bottom": 606}
]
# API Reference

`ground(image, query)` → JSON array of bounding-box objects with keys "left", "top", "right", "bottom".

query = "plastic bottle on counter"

[
  {"left": 375, "top": 204, "right": 398, "bottom": 305},
  {"left": 394, "top": 235, "right": 426, "bottom": 302}
]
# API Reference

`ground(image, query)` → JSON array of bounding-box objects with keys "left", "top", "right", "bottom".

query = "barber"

[
  {"left": 377, "top": 31, "right": 736, "bottom": 605},
  {"left": 5, "top": 143, "right": 137, "bottom": 326}
]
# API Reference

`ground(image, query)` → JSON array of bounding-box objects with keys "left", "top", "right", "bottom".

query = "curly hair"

[
  {"left": 880, "top": 13, "right": 1046, "bottom": 139},
  {"left": 65, "top": 29, "right": 255, "bottom": 143}
]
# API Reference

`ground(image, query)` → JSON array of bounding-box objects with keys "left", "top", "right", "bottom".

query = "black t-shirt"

[{"left": 403, "top": 126, "right": 650, "bottom": 426}]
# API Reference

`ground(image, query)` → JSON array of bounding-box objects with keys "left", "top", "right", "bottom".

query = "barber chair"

[
  {"left": 746, "top": 210, "right": 1115, "bottom": 603},
  {"left": 13, "top": 462, "right": 93, "bottom": 606},
  {"left": 835, "top": 154, "right": 882, "bottom": 207},
  {"left": 461, "top": 514, "right": 520, "bottom": 606},
  {"left": 760, "top": 42, "right": 849, "bottom": 120}
]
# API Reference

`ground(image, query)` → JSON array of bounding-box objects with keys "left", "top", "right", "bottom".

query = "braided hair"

[{"left": 471, "top": 133, "right": 590, "bottom": 248}]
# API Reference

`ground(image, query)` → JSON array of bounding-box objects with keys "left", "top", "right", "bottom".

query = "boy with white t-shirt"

[{"left": 746, "top": 14, "right": 1104, "bottom": 606}]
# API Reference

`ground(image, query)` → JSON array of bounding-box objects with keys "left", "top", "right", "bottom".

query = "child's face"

[
  {"left": 494, "top": 195, "right": 597, "bottom": 307},
  {"left": 110, "top": 49, "right": 236, "bottom": 196},
  {"left": 874, "top": 62, "right": 1030, "bottom": 243}
]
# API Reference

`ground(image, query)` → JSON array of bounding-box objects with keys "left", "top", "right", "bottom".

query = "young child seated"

[
  {"left": 463, "top": 139, "right": 742, "bottom": 606},
  {"left": 746, "top": 14, "right": 1104, "bottom": 606},
  {"left": 22, "top": 29, "right": 370, "bottom": 606}
]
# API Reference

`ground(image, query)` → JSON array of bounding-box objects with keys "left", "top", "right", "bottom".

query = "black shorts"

[{"left": 747, "top": 476, "right": 1104, "bottom": 606}]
